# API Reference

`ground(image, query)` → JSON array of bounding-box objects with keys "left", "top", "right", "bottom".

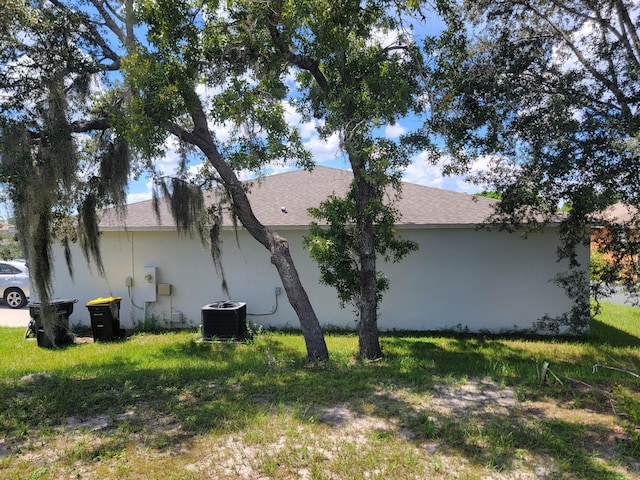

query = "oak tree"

[
  {"left": 0, "top": 0, "right": 329, "bottom": 358},
  {"left": 228, "top": 0, "right": 427, "bottom": 358},
  {"left": 428, "top": 0, "right": 640, "bottom": 331}
]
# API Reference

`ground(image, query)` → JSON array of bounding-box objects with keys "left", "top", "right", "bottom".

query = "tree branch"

[
  {"left": 265, "top": 1, "right": 329, "bottom": 93},
  {"left": 47, "top": 0, "right": 122, "bottom": 70},
  {"left": 594, "top": 363, "right": 640, "bottom": 378},
  {"left": 547, "top": 0, "right": 640, "bottom": 68},
  {"left": 26, "top": 118, "right": 111, "bottom": 139},
  {"left": 166, "top": 121, "right": 197, "bottom": 145},
  {"left": 103, "top": 0, "right": 126, "bottom": 24},
  {"left": 71, "top": 118, "right": 111, "bottom": 133},
  {"left": 89, "top": 0, "right": 127, "bottom": 46},
  {"left": 615, "top": 0, "right": 640, "bottom": 67},
  {"left": 526, "top": 1, "right": 634, "bottom": 119}
]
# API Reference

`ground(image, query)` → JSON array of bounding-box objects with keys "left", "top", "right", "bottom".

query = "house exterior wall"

[{"left": 49, "top": 226, "right": 588, "bottom": 333}]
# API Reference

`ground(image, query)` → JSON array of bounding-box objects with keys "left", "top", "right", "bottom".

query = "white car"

[{"left": 0, "top": 260, "right": 30, "bottom": 308}]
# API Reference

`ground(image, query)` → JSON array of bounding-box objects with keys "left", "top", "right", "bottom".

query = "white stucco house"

[{"left": 48, "top": 166, "right": 589, "bottom": 332}]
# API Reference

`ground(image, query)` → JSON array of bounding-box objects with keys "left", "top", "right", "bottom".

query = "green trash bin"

[
  {"left": 86, "top": 296, "right": 124, "bottom": 342},
  {"left": 28, "top": 299, "right": 76, "bottom": 348}
]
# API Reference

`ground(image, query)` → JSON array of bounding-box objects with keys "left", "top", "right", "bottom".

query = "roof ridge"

[{"left": 100, "top": 167, "right": 498, "bottom": 229}]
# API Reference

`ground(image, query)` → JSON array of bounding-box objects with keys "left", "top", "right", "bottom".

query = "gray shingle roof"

[
  {"left": 98, "top": 166, "right": 497, "bottom": 230},
  {"left": 593, "top": 202, "right": 638, "bottom": 225}
]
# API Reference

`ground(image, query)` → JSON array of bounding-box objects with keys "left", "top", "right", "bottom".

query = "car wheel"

[{"left": 5, "top": 288, "right": 27, "bottom": 309}]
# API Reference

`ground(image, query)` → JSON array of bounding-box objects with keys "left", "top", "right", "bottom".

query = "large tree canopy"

[
  {"left": 208, "top": 0, "right": 453, "bottom": 358},
  {"left": 0, "top": 0, "right": 450, "bottom": 358},
  {"left": 0, "top": 0, "right": 330, "bottom": 359},
  {"left": 243, "top": 0, "right": 426, "bottom": 359},
  {"left": 428, "top": 0, "right": 640, "bottom": 331}
]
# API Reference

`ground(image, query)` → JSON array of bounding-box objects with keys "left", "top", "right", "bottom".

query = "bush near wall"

[{"left": 590, "top": 228, "right": 639, "bottom": 283}]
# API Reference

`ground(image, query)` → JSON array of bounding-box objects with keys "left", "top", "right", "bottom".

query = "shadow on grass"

[
  {"left": 383, "top": 335, "right": 540, "bottom": 382},
  {"left": 0, "top": 331, "right": 635, "bottom": 478},
  {"left": 408, "top": 407, "right": 626, "bottom": 479},
  {"left": 589, "top": 318, "right": 640, "bottom": 347}
]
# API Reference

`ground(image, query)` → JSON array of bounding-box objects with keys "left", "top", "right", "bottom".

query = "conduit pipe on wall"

[
  {"left": 127, "top": 232, "right": 147, "bottom": 326},
  {"left": 247, "top": 288, "right": 280, "bottom": 316}
]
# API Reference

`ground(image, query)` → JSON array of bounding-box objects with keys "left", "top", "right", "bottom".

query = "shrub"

[{"left": 590, "top": 249, "right": 610, "bottom": 282}]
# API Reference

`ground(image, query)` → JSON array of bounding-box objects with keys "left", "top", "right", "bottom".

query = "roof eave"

[{"left": 98, "top": 222, "right": 563, "bottom": 233}]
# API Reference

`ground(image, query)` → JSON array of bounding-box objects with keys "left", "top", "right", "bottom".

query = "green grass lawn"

[{"left": 1, "top": 302, "right": 639, "bottom": 479}]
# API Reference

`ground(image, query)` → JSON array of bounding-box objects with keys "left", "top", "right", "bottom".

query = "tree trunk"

[
  {"left": 171, "top": 99, "right": 329, "bottom": 361},
  {"left": 357, "top": 221, "right": 382, "bottom": 359},
  {"left": 270, "top": 232, "right": 329, "bottom": 361},
  {"left": 353, "top": 166, "right": 383, "bottom": 360}
]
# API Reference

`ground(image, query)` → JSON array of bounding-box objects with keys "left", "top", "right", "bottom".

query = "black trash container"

[
  {"left": 29, "top": 299, "right": 77, "bottom": 348},
  {"left": 201, "top": 301, "right": 247, "bottom": 340},
  {"left": 86, "top": 296, "right": 123, "bottom": 342}
]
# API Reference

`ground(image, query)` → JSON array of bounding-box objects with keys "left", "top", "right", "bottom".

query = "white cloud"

[
  {"left": 283, "top": 70, "right": 298, "bottom": 90},
  {"left": 283, "top": 101, "right": 318, "bottom": 139},
  {"left": 126, "top": 177, "right": 154, "bottom": 204},
  {"left": 403, "top": 155, "right": 446, "bottom": 188},
  {"left": 368, "top": 26, "right": 403, "bottom": 50},
  {"left": 211, "top": 121, "right": 234, "bottom": 143},
  {"left": 385, "top": 123, "right": 407, "bottom": 138},
  {"left": 151, "top": 136, "right": 184, "bottom": 176},
  {"left": 404, "top": 151, "right": 492, "bottom": 193},
  {"left": 282, "top": 101, "right": 345, "bottom": 163},
  {"left": 305, "top": 132, "right": 343, "bottom": 163},
  {"left": 126, "top": 191, "right": 153, "bottom": 204}
]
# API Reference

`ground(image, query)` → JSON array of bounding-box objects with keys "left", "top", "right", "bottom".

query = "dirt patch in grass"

[
  {"left": 3, "top": 378, "right": 639, "bottom": 479},
  {"left": 0, "top": 439, "right": 11, "bottom": 459},
  {"left": 429, "top": 378, "right": 518, "bottom": 416}
]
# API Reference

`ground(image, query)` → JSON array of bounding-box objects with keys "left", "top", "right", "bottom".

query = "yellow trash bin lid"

[{"left": 86, "top": 296, "right": 123, "bottom": 306}]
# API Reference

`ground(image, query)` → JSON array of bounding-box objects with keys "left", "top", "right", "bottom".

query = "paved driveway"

[
  {"left": 598, "top": 285, "right": 640, "bottom": 307},
  {"left": 0, "top": 304, "right": 30, "bottom": 327}
]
